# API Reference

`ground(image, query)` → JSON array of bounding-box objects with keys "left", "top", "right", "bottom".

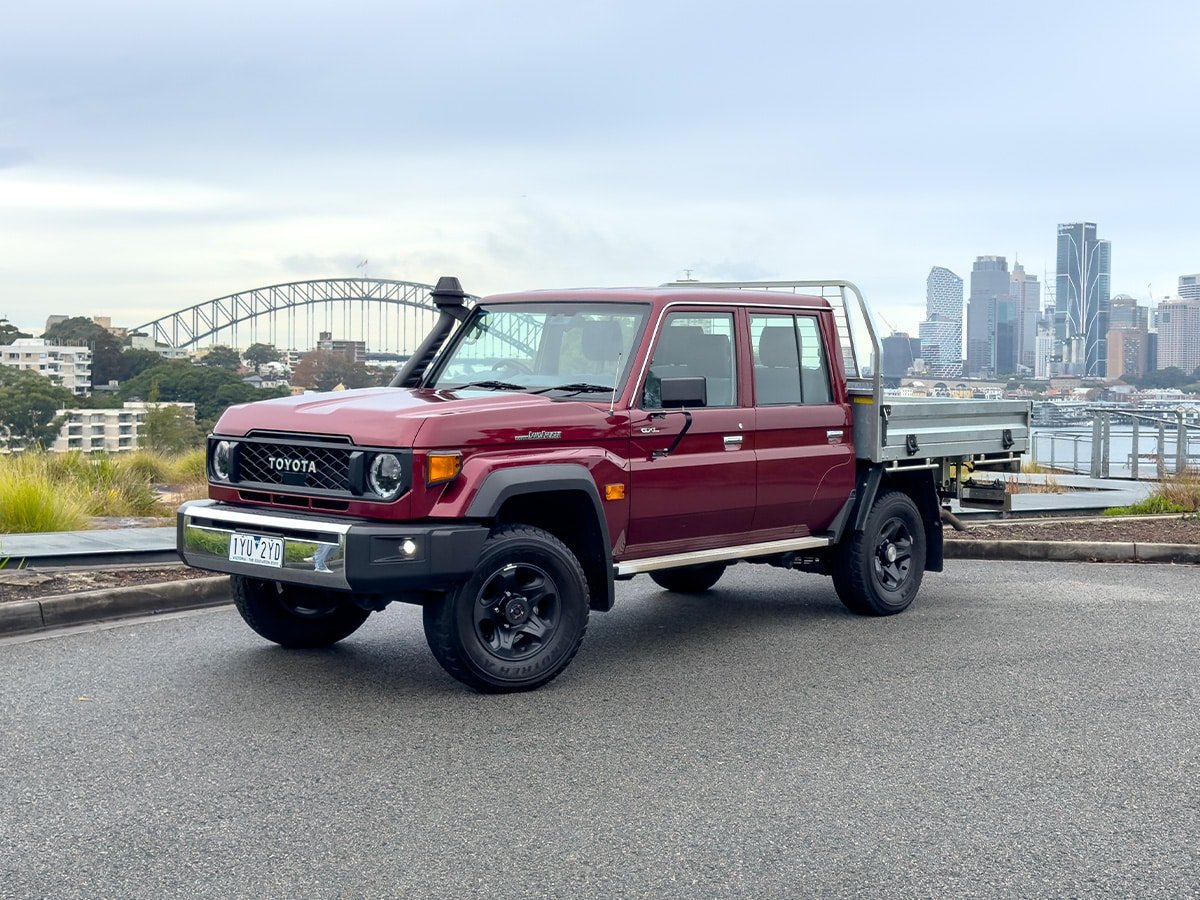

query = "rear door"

[
  {"left": 626, "top": 308, "right": 756, "bottom": 552},
  {"left": 749, "top": 311, "right": 854, "bottom": 535}
]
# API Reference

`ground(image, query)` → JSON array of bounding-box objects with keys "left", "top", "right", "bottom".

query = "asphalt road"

[{"left": 1, "top": 561, "right": 1196, "bottom": 899}]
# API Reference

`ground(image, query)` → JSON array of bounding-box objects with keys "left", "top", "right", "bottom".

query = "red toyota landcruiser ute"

[{"left": 179, "top": 277, "right": 1029, "bottom": 691}]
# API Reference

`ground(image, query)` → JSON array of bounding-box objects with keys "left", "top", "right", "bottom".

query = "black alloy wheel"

[
  {"left": 423, "top": 524, "right": 589, "bottom": 693},
  {"left": 831, "top": 489, "right": 927, "bottom": 616}
]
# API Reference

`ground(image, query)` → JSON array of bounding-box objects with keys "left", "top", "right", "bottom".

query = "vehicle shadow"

[{"left": 202, "top": 573, "right": 859, "bottom": 703}]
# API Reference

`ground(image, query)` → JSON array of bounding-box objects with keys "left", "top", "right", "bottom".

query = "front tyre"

[
  {"left": 831, "top": 489, "right": 926, "bottom": 616},
  {"left": 231, "top": 575, "right": 371, "bottom": 647},
  {"left": 423, "top": 524, "right": 589, "bottom": 693}
]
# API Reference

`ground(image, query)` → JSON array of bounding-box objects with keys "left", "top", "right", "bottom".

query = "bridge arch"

[{"left": 128, "top": 278, "right": 445, "bottom": 353}]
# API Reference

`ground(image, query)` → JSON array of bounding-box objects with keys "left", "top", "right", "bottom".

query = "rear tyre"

[
  {"left": 423, "top": 524, "right": 589, "bottom": 693},
  {"left": 831, "top": 489, "right": 926, "bottom": 616},
  {"left": 231, "top": 575, "right": 371, "bottom": 648},
  {"left": 649, "top": 563, "right": 727, "bottom": 594}
]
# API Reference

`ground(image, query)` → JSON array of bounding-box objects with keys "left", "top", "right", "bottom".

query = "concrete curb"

[
  {"left": 1, "top": 576, "right": 229, "bottom": 637},
  {"left": 945, "top": 540, "right": 1200, "bottom": 564}
]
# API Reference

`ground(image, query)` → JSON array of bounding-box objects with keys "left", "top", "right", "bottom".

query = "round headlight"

[
  {"left": 212, "top": 440, "right": 233, "bottom": 481},
  {"left": 368, "top": 453, "right": 404, "bottom": 499}
]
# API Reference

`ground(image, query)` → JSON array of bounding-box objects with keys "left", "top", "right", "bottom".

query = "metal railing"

[{"left": 1032, "top": 410, "right": 1199, "bottom": 478}]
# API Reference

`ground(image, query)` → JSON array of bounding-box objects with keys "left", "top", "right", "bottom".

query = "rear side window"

[
  {"left": 751, "top": 314, "right": 832, "bottom": 405},
  {"left": 642, "top": 312, "right": 736, "bottom": 408}
]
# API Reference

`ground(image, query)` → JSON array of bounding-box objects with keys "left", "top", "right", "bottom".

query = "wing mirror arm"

[{"left": 652, "top": 409, "right": 693, "bottom": 459}]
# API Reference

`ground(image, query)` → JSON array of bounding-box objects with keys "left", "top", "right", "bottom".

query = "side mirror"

[{"left": 659, "top": 376, "right": 707, "bottom": 409}]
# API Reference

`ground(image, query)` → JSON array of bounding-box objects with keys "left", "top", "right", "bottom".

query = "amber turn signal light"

[
  {"left": 604, "top": 483, "right": 626, "bottom": 501},
  {"left": 426, "top": 451, "right": 463, "bottom": 486}
]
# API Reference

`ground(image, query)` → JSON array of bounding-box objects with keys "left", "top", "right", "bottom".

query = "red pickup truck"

[{"left": 179, "top": 277, "right": 1030, "bottom": 691}]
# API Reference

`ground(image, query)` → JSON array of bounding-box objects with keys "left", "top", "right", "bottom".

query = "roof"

[{"left": 479, "top": 286, "right": 831, "bottom": 310}]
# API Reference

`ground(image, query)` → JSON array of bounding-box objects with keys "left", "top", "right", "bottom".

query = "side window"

[
  {"left": 751, "top": 314, "right": 832, "bottom": 405},
  {"left": 642, "top": 311, "right": 736, "bottom": 408}
]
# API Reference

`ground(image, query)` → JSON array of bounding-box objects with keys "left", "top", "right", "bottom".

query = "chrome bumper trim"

[{"left": 178, "top": 499, "right": 352, "bottom": 590}]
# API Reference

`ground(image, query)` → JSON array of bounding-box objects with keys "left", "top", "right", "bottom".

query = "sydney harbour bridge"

[{"left": 128, "top": 278, "right": 464, "bottom": 355}]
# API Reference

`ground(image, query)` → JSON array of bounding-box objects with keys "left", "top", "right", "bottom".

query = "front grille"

[{"left": 236, "top": 441, "right": 352, "bottom": 493}]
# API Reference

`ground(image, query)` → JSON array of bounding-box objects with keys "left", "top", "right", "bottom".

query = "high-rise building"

[
  {"left": 918, "top": 266, "right": 963, "bottom": 378},
  {"left": 967, "top": 256, "right": 1009, "bottom": 376},
  {"left": 882, "top": 333, "right": 920, "bottom": 379},
  {"left": 1010, "top": 263, "right": 1041, "bottom": 372},
  {"left": 1156, "top": 298, "right": 1200, "bottom": 373},
  {"left": 1106, "top": 329, "right": 1149, "bottom": 381},
  {"left": 1179, "top": 274, "right": 1200, "bottom": 301},
  {"left": 1108, "top": 294, "right": 1148, "bottom": 331},
  {"left": 1055, "top": 222, "right": 1111, "bottom": 376}
]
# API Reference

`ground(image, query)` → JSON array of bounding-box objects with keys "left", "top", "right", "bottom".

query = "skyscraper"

[
  {"left": 918, "top": 266, "right": 963, "bottom": 378},
  {"left": 1009, "top": 263, "right": 1041, "bottom": 372},
  {"left": 1055, "top": 222, "right": 1111, "bottom": 376},
  {"left": 1156, "top": 299, "right": 1200, "bottom": 373},
  {"left": 1179, "top": 274, "right": 1200, "bottom": 301},
  {"left": 967, "top": 256, "right": 1009, "bottom": 377}
]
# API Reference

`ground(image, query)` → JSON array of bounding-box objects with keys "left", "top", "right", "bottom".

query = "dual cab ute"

[{"left": 179, "top": 277, "right": 1030, "bottom": 691}]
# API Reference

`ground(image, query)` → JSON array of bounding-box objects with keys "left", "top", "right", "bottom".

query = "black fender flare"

[{"left": 466, "top": 464, "right": 615, "bottom": 611}]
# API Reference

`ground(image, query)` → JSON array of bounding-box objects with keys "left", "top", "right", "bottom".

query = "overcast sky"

[{"left": 2, "top": 0, "right": 1198, "bottom": 342}]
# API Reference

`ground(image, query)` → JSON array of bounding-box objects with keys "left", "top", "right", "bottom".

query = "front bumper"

[{"left": 177, "top": 500, "right": 489, "bottom": 594}]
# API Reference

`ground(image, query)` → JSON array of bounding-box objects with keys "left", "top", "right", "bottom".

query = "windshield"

[{"left": 428, "top": 302, "right": 649, "bottom": 396}]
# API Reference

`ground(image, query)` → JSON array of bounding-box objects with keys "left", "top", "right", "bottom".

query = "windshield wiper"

[
  {"left": 531, "top": 383, "right": 614, "bottom": 396},
  {"left": 447, "top": 380, "right": 528, "bottom": 391}
]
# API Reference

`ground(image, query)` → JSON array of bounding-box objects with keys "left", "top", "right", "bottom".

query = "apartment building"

[
  {"left": 49, "top": 402, "right": 196, "bottom": 453},
  {"left": 1, "top": 339, "right": 92, "bottom": 394}
]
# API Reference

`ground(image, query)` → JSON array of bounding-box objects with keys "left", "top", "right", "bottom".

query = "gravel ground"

[
  {"left": 947, "top": 515, "right": 1200, "bottom": 544},
  {"left": 0, "top": 565, "right": 213, "bottom": 603}
]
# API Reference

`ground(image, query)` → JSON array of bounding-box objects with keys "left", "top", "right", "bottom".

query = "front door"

[{"left": 626, "top": 309, "right": 756, "bottom": 555}]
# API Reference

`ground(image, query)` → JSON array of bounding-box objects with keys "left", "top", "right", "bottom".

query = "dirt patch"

[
  {"left": 0, "top": 566, "right": 218, "bottom": 604},
  {"left": 946, "top": 516, "right": 1200, "bottom": 544}
]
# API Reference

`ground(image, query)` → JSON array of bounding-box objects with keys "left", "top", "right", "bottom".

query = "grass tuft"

[{"left": 0, "top": 467, "right": 89, "bottom": 533}]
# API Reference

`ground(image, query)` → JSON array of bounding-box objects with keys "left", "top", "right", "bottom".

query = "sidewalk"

[{"left": 1, "top": 527, "right": 177, "bottom": 567}]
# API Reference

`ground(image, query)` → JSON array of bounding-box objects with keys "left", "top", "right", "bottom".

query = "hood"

[{"left": 213, "top": 387, "right": 621, "bottom": 448}]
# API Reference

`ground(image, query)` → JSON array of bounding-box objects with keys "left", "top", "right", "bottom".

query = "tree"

[
  {"left": 0, "top": 368, "right": 73, "bottom": 449},
  {"left": 41, "top": 316, "right": 125, "bottom": 385},
  {"left": 0, "top": 319, "right": 31, "bottom": 345},
  {"left": 141, "top": 405, "right": 204, "bottom": 453},
  {"left": 244, "top": 343, "right": 282, "bottom": 371},
  {"left": 198, "top": 345, "right": 243, "bottom": 370},
  {"left": 119, "top": 360, "right": 287, "bottom": 422},
  {"left": 291, "top": 350, "right": 375, "bottom": 392},
  {"left": 117, "top": 348, "right": 167, "bottom": 382}
]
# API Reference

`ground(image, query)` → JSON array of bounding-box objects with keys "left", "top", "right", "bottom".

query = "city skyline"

[{"left": 2, "top": 2, "right": 1199, "bottom": 338}]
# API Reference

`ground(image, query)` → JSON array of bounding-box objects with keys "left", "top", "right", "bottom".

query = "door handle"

[{"left": 723, "top": 435, "right": 744, "bottom": 448}]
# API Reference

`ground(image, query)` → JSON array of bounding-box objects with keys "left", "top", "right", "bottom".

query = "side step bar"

[{"left": 615, "top": 536, "right": 831, "bottom": 576}]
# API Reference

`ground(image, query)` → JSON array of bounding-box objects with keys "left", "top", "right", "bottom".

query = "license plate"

[{"left": 229, "top": 533, "right": 284, "bottom": 568}]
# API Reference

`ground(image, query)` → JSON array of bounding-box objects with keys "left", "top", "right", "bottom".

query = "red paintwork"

[{"left": 209, "top": 287, "right": 853, "bottom": 562}]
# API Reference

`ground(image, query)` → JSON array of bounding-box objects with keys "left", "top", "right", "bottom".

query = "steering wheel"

[{"left": 492, "top": 360, "right": 533, "bottom": 376}]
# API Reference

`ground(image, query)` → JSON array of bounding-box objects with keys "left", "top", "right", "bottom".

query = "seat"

[
  {"left": 691, "top": 333, "right": 734, "bottom": 406},
  {"left": 755, "top": 326, "right": 801, "bottom": 405}
]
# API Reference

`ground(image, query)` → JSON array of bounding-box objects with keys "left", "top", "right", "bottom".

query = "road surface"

[{"left": 2, "top": 560, "right": 1196, "bottom": 898}]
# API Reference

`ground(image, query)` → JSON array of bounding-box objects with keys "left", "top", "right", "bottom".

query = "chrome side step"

[{"left": 615, "top": 536, "right": 831, "bottom": 576}]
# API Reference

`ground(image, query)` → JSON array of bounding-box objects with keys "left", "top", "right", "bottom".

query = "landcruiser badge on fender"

[
  {"left": 514, "top": 430, "right": 563, "bottom": 441},
  {"left": 268, "top": 456, "right": 318, "bottom": 474}
]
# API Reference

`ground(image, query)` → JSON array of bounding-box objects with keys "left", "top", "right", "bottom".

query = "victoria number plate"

[{"left": 229, "top": 533, "right": 284, "bottom": 568}]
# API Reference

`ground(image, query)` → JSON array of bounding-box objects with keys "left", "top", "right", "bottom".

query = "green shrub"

[{"left": 0, "top": 468, "right": 88, "bottom": 533}]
